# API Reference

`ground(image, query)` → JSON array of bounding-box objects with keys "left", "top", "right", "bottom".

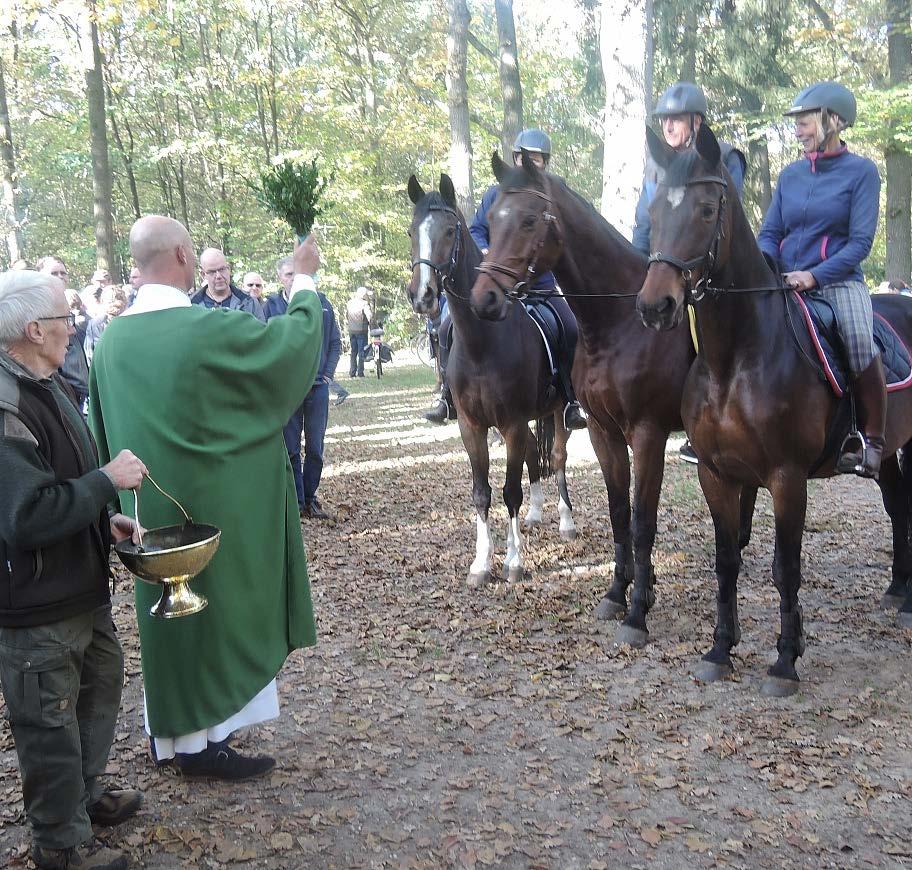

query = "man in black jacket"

[{"left": 0, "top": 270, "right": 148, "bottom": 870}]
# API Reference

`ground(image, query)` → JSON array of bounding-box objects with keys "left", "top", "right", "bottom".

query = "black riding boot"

[
  {"left": 425, "top": 381, "right": 456, "bottom": 424},
  {"left": 837, "top": 355, "right": 886, "bottom": 479}
]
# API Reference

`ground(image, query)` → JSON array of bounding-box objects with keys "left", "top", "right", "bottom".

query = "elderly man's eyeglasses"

[
  {"left": 245, "top": 282, "right": 263, "bottom": 288},
  {"left": 37, "top": 314, "right": 77, "bottom": 327},
  {"left": 203, "top": 266, "right": 230, "bottom": 278}
]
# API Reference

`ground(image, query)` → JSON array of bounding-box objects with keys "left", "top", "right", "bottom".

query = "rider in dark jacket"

[
  {"left": 424, "top": 129, "right": 587, "bottom": 431},
  {"left": 758, "top": 81, "right": 884, "bottom": 478}
]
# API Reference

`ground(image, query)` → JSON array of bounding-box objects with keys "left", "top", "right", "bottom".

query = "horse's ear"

[
  {"left": 646, "top": 126, "right": 674, "bottom": 170},
  {"left": 520, "top": 148, "right": 541, "bottom": 178},
  {"left": 492, "top": 151, "right": 507, "bottom": 182},
  {"left": 439, "top": 173, "right": 457, "bottom": 208},
  {"left": 695, "top": 123, "right": 721, "bottom": 168},
  {"left": 407, "top": 175, "right": 425, "bottom": 204}
]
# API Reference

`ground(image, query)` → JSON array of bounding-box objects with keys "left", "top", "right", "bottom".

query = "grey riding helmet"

[
  {"left": 653, "top": 82, "right": 708, "bottom": 118},
  {"left": 783, "top": 81, "right": 856, "bottom": 126},
  {"left": 512, "top": 129, "right": 552, "bottom": 159}
]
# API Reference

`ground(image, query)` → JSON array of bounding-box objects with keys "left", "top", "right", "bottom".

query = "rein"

[{"left": 646, "top": 174, "right": 790, "bottom": 300}]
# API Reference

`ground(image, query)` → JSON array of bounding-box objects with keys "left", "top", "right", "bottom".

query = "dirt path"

[{"left": 3, "top": 362, "right": 911, "bottom": 868}]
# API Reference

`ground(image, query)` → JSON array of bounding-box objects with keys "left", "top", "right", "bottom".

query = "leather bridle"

[
  {"left": 476, "top": 179, "right": 562, "bottom": 301},
  {"left": 647, "top": 175, "right": 728, "bottom": 301},
  {"left": 409, "top": 202, "right": 462, "bottom": 296}
]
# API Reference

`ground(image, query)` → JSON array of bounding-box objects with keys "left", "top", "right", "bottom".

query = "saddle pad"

[
  {"left": 792, "top": 291, "right": 912, "bottom": 396},
  {"left": 523, "top": 300, "right": 562, "bottom": 376}
]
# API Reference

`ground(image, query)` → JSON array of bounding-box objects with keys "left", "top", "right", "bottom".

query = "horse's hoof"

[
  {"left": 559, "top": 528, "right": 577, "bottom": 541},
  {"left": 593, "top": 597, "right": 626, "bottom": 621},
  {"left": 694, "top": 660, "right": 733, "bottom": 683},
  {"left": 897, "top": 611, "right": 912, "bottom": 630},
  {"left": 760, "top": 676, "right": 800, "bottom": 698},
  {"left": 614, "top": 624, "right": 648, "bottom": 648},
  {"left": 523, "top": 517, "right": 542, "bottom": 529},
  {"left": 505, "top": 565, "right": 525, "bottom": 583},
  {"left": 881, "top": 593, "right": 906, "bottom": 610},
  {"left": 467, "top": 570, "right": 491, "bottom": 589}
]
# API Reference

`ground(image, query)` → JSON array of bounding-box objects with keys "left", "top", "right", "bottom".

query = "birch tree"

[
  {"left": 599, "top": 0, "right": 652, "bottom": 236},
  {"left": 446, "top": 0, "right": 474, "bottom": 216}
]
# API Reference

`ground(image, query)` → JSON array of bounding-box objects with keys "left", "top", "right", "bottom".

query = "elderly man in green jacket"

[{"left": 89, "top": 216, "right": 323, "bottom": 781}]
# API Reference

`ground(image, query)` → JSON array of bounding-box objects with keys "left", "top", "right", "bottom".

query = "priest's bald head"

[{"left": 129, "top": 216, "right": 196, "bottom": 292}]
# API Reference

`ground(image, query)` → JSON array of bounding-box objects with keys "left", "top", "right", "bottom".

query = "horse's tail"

[{"left": 535, "top": 415, "right": 555, "bottom": 479}]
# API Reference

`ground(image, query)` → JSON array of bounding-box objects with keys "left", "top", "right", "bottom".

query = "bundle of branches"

[{"left": 258, "top": 158, "right": 334, "bottom": 241}]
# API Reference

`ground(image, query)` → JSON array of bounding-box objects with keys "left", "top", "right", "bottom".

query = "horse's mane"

[{"left": 501, "top": 164, "right": 637, "bottom": 253}]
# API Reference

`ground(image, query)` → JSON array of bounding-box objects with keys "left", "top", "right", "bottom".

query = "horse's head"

[
  {"left": 636, "top": 123, "right": 732, "bottom": 331},
  {"left": 470, "top": 150, "right": 563, "bottom": 321},
  {"left": 406, "top": 173, "right": 464, "bottom": 316}
]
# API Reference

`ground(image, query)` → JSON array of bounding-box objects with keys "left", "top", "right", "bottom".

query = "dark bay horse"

[
  {"left": 636, "top": 122, "right": 912, "bottom": 696},
  {"left": 468, "top": 151, "right": 758, "bottom": 646},
  {"left": 406, "top": 173, "right": 576, "bottom": 586}
]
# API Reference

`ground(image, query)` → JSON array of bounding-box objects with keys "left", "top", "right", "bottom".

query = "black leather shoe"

[
  {"left": 88, "top": 788, "right": 143, "bottom": 826},
  {"left": 301, "top": 499, "right": 331, "bottom": 520},
  {"left": 563, "top": 402, "right": 588, "bottom": 431},
  {"left": 679, "top": 441, "right": 699, "bottom": 464},
  {"left": 176, "top": 743, "right": 276, "bottom": 781},
  {"left": 424, "top": 397, "right": 450, "bottom": 424}
]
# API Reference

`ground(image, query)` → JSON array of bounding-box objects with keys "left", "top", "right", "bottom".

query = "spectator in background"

[
  {"left": 37, "top": 256, "right": 89, "bottom": 410},
  {"left": 65, "top": 290, "right": 88, "bottom": 331},
  {"left": 345, "top": 286, "right": 372, "bottom": 378},
  {"left": 191, "top": 249, "right": 264, "bottom": 321},
  {"left": 242, "top": 271, "right": 266, "bottom": 303},
  {"left": 266, "top": 254, "right": 342, "bottom": 519},
  {"left": 81, "top": 269, "right": 112, "bottom": 319},
  {"left": 127, "top": 266, "right": 142, "bottom": 305},
  {"left": 84, "top": 285, "right": 128, "bottom": 366}
]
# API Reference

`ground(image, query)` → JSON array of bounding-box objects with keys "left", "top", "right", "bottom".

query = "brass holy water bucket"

[{"left": 114, "top": 477, "right": 220, "bottom": 619}]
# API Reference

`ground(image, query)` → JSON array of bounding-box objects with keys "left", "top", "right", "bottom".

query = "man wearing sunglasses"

[{"left": 241, "top": 272, "right": 266, "bottom": 303}]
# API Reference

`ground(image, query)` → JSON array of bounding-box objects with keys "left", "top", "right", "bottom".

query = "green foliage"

[{"left": 257, "top": 158, "right": 334, "bottom": 240}]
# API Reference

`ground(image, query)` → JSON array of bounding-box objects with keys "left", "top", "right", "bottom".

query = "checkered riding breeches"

[{"left": 811, "top": 280, "right": 877, "bottom": 375}]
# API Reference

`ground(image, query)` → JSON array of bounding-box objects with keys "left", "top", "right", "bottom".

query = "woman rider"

[
  {"left": 758, "top": 81, "right": 884, "bottom": 478},
  {"left": 424, "top": 129, "right": 587, "bottom": 431}
]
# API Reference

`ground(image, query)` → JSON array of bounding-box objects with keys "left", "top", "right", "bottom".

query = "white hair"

[{"left": 0, "top": 270, "right": 60, "bottom": 348}]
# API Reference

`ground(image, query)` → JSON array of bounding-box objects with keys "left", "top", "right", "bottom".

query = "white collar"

[{"left": 123, "top": 283, "right": 193, "bottom": 316}]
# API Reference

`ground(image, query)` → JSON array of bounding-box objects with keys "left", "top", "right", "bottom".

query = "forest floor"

[{"left": 2, "top": 359, "right": 912, "bottom": 869}]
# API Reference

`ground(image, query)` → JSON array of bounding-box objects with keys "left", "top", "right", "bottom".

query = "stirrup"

[
  {"left": 836, "top": 428, "right": 879, "bottom": 479},
  {"left": 563, "top": 402, "right": 587, "bottom": 431}
]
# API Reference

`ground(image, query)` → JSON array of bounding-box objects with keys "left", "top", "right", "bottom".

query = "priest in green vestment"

[{"left": 88, "top": 216, "right": 323, "bottom": 779}]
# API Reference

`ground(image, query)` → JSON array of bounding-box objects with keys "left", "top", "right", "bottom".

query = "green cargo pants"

[{"left": 0, "top": 605, "right": 124, "bottom": 849}]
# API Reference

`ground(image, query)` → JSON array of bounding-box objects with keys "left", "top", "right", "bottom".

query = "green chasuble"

[{"left": 88, "top": 291, "right": 322, "bottom": 736}]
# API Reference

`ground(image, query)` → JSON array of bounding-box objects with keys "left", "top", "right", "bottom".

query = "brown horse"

[
  {"left": 406, "top": 173, "right": 576, "bottom": 586},
  {"left": 468, "top": 151, "right": 758, "bottom": 646},
  {"left": 636, "top": 122, "right": 912, "bottom": 696}
]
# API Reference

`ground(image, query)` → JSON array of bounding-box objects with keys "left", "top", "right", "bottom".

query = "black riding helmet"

[
  {"left": 512, "top": 129, "right": 552, "bottom": 162},
  {"left": 653, "top": 82, "right": 708, "bottom": 118},
  {"left": 783, "top": 81, "right": 857, "bottom": 127}
]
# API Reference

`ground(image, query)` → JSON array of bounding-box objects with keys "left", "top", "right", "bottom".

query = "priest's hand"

[
  {"left": 294, "top": 235, "right": 320, "bottom": 277},
  {"left": 102, "top": 449, "right": 148, "bottom": 491},
  {"left": 110, "top": 513, "right": 145, "bottom": 545}
]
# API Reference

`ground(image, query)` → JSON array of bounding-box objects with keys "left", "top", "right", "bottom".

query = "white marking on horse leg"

[
  {"left": 504, "top": 515, "right": 523, "bottom": 574},
  {"left": 667, "top": 187, "right": 685, "bottom": 209},
  {"left": 417, "top": 215, "right": 434, "bottom": 293},
  {"left": 470, "top": 513, "right": 493, "bottom": 576},
  {"left": 524, "top": 480, "right": 544, "bottom": 525},
  {"left": 558, "top": 494, "right": 576, "bottom": 535}
]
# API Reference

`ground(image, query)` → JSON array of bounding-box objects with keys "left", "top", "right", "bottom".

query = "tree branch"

[{"left": 467, "top": 30, "right": 496, "bottom": 64}]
